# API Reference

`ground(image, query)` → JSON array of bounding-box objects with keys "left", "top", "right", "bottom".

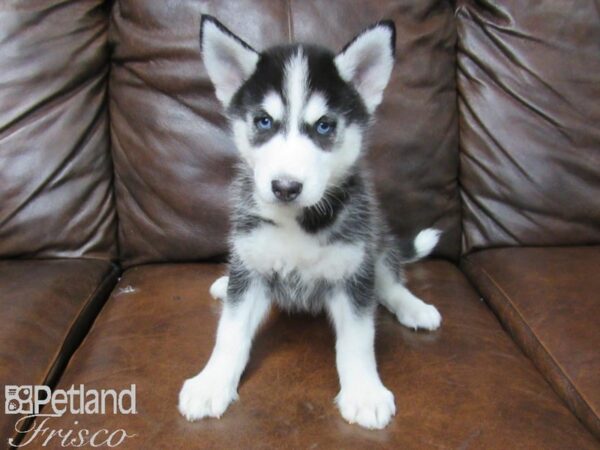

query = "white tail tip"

[
  {"left": 414, "top": 228, "right": 441, "bottom": 259},
  {"left": 209, "top": 276, "right": 229, "bottom": 301}
]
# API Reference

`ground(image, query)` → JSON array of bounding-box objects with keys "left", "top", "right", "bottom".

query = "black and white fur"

[{"left": 179, "top": 16, "right": 442, "bottom": 430}]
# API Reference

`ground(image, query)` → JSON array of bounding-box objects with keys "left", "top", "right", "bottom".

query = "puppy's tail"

[
  {"left": 209, "top": 276, "right": 229, "bottom": 301},
  {"left": 398, "top": 228, "right": 441, "bottom": 263}
]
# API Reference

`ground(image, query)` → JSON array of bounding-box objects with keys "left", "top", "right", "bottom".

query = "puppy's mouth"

[{"left": 253, "top": 175, "right": 357, "bottom": 228}]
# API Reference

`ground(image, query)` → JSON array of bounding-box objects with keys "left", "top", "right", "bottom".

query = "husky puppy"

[{"left": 179, "top": 15, "right": 442, "bottom": 430}]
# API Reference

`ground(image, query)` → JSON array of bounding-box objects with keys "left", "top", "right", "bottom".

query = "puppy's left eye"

[
  {"left": 315, "top": 118, "right": 336, "bottom": 136},
  {"left": 255, "top": 115, "right": 273, "bottom": 131}
]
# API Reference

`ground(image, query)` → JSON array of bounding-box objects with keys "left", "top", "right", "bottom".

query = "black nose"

[{"left": 271, "top": 179, "right": 303, "bottom": 202}]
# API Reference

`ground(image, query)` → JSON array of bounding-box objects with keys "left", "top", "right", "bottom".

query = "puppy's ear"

[
  {"left": 334, "top": 21, "right": 396, "bottom": 114},
  {"left": 200, "top": 15, "right": 259, "bottom": 106}
]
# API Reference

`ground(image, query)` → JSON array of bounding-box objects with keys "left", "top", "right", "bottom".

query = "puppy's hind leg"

[
  {"left": 375, "top": 256, "right": 441, "bottom": 331},
  {"left": 376, "top": 261, "right": 441, "bottom": 331}
]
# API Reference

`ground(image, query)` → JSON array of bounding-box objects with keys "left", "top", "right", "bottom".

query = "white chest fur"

[{"left": 233, "top": 221, "right": 365, "bottom": 282}]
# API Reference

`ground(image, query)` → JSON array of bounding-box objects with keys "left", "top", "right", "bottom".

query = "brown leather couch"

[{"left": 1, "top": 1, "right": 598, "bottom": 449}]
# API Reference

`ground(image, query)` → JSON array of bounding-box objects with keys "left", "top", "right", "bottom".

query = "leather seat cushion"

[
  {"left": 462, "top": 246, "right": 600, "bottom": 438},
  {"left": 38, "top": 261, "right": 597, "bottom": 448}
]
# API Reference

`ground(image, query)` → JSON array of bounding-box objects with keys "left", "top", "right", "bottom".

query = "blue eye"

[
  {"left": 315, "top": 119, "right": 335, "bottom": 136},
  {"left": 255, "top": 116, "right": 273, "bottom": 130}
]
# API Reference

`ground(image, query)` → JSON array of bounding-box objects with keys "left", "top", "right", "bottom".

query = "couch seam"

[
  {"left": 286, "top": 0, "right": 294, "bottom": 43},
  {"left": 9, "top": 262, "right": 120, "bottom": 446},
  {"left": 41, "top": 263, "right": 120, "bottom": 386},
  {"left": 105, "top": 0, "right": 121, "bottom": 263},
  {"left": 462, "top": 257, "right": 599, "bottom": 437}
]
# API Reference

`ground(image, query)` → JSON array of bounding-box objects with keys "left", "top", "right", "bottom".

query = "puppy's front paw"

[
  {"left": 336, "top": 384, "right": 396, "bottom": 430},
  {"left": 397, "top": 302, "right": 441, "bottom": 331},
  {"left": 178, "top": 372, "right": 238, "bottom": 421}
]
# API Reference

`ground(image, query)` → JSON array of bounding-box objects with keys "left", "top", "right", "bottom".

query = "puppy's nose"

[{"left": 271, "top": 179, "right": 303, "bottom": 202}]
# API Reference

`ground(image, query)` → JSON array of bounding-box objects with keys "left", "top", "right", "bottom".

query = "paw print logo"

[{"left": 7, "top": 399, "right": 19, "bottom": 412}]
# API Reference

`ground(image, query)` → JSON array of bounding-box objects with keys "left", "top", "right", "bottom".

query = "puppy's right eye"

[{"left": 254, "top": 115, "right": 273, "bottom": 131}]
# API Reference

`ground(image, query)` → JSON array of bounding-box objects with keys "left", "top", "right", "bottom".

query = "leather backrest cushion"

[
  {"left": 111, "top": 0, "right": 460, "bottom": 267},
  {"left": 0, "top": 1, "right": 117, "bottom": 260},
  {"left": 457, "top": 0, "right": 600, "bottom": 253}
]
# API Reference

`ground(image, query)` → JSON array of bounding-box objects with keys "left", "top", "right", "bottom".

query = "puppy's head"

[{"left": 200, "top": 16, "right": 395, "bottom": 208}]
